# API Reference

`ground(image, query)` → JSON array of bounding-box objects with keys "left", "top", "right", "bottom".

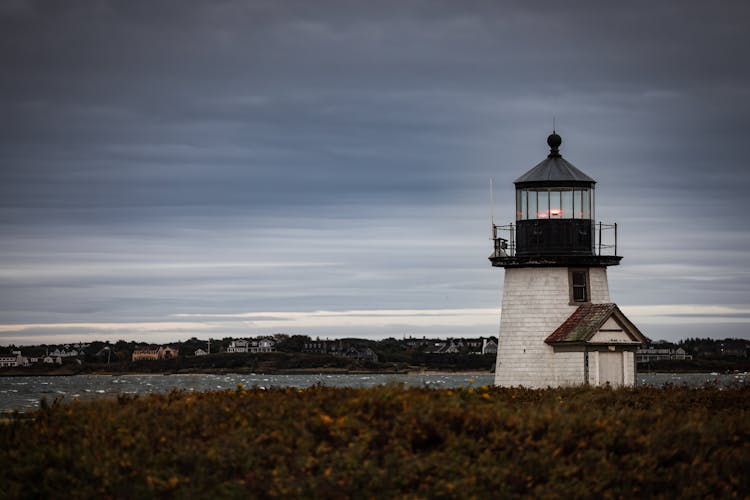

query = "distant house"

[
  {"left": 462, "top": 338, "right": 484, "bottom": 351},
  {"left": 439, "top": 342, "right": 461, "bottom": 354},
  {"left": 482, "top": 338, "right": 498, "bottom": 355},
  {"left": 227, "top": 340, "right": 249, "bottom": 353},
  {"left": 303, "top": 340, "right": 375, "bottom": 361},
  {"left": 132, "top": 346, "right": 180, "bottom": 361},
  {"left": 426, "top": 340, "right": 460, "bottom": 354},
  {"left": 194, "top": 348, "right": 208, "bottom": 356},
  {"left": 303, "top": 339, "right": 345, "bottom": 355},
  {"left": 636, "top": 342, "right": 693, "bottom": 363},
  {"left": 0, "top": 352, "right": 38, "bottom": 367},
  {"left": 0, "top": 353, "right": 24, "bottom": 368},
  {"left": 50, "top": 348, "right": 81, "bottom": 358},
  {"left": 132, "top": 347, "right": 160, "bottom": 361},
  {"left": 422, "top": 338, "right": 499, "bottom": 355},
  {"left": 226, "top": 338, "right": 276, "bottom": 354},
  {"left": 342, "top": 346, "right": 378, "bottom": 363},
  {"left": 13, "top": 351, "right": 30, "bottom": 366},
  {"left": 249, "top": 338, "right": 275, "bottom": 353}
]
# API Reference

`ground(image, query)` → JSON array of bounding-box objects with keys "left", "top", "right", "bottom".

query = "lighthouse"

[{"left": 490, "top": 132, "right": 647, "bottom": 388}]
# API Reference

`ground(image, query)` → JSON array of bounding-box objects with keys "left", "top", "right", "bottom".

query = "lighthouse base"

[{"left": 494, "top": 267, "right": 642, "bottom": 388}]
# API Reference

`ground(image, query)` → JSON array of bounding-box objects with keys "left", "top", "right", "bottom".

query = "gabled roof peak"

[{"left": 545, "top": 303, "right": 648, "bottom": 345}]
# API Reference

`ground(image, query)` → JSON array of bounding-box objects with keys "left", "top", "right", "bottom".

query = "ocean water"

[{"left": 0, "top": 372, "right": 746, "bottom": 412}]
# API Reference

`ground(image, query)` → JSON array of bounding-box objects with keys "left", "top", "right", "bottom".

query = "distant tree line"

[
  {"left": 7, "top": 335, "right": 744, "bottom": 374},
  {"left": 0, "top": 334, "right": 498, "bottom": 373}
]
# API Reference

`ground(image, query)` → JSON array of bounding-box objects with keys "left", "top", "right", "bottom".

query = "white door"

[{"left": 598, "top": 351, "right": 624, "bottom": 387}]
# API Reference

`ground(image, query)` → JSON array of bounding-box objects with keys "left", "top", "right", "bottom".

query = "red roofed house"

[{"left": 489, "top": 132, "right": 647, "bottom": 387}]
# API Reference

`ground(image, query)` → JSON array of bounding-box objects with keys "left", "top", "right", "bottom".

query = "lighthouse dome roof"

[{"left": 514, "top": 133, "right": 596, "bottom": 188}]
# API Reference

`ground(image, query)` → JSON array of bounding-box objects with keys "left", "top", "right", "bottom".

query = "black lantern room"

[
  {"left": 515, "top": 132, "right": 595, "bottom": 256},
  {"left": 490, "top": 133, "right": 621, "bottom": 268}
]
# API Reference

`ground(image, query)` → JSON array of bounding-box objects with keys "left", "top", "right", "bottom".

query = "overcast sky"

[{"left": 1, "top": 0, "right": 749, "bottom": 345}]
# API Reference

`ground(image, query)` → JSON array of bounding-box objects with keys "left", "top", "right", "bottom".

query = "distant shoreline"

[
  {"left": 0, "top": 367, "right": 496, "bottom": 378},
  {"left": 3, "top": 357, "right": 749, "bottom": 377},
  {"left": 3, "top": 367, "right": 750, "bottom": 378}
]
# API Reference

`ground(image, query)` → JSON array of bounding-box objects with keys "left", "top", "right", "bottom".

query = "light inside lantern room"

[{"left": 516, "top": 188, "right": 594, "bottom": 220}]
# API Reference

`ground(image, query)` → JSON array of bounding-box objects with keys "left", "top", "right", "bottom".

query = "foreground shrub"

[{"left": 1, "top": 385, "right": 748, "bottom": 498}]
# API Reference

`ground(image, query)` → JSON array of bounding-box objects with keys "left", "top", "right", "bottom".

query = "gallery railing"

[{"left": 491, "top": 222, "right": 618, "bottom": 258}]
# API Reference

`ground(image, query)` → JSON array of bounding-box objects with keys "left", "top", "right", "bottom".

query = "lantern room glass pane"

[
  {"left": 528, "top": 191, "right": 537, "bottom": 220},
  {"left": 536, "top": 191, "right": 549, "bottom": 218},
  {"left": 518, "top": 190, "right": 526, "bottom": 220},
  {"left": 591, "top": 189, "right": 595, "bottom": 222},
  {"left": 516, "top": 188, "right": 589, "bottom": 220},
  {"left": 549, "top": 191, "right": 562, "bottom": 218},
  {"left": 561, "top": 190, "right": 573, "bottom": 219},
  {"left": 582, "top": 189, "right": 590, "bottom": 219}
]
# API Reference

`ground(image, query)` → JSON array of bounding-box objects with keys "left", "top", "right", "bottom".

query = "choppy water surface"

[
  {"left": 0, "top": 372, "right": 746, "bottom": 412},
  {"left": 0, "top": 373, "right": 491, "bottom": 412}
]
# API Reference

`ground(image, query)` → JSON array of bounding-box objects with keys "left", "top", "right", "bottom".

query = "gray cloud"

[{"left": 1, "top": 0, "right": 749, "bottom": 343}]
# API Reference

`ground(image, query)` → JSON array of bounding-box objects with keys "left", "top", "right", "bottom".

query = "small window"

[{"left": 570, "top": 269, "right": 589, "bottom": 303}]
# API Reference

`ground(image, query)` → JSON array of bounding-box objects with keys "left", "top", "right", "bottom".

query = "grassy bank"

[{"left": 1, "top": 385, "right": 748, "bottom": 498}]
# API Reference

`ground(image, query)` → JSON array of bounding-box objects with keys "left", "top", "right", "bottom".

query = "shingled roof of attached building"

[{"left": 545, "top": 303, "right": 619, "bottom": 344}]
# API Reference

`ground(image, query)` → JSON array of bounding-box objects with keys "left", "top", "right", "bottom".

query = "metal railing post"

[
  {"left": 598, "top": 222, "right": 602, "bottom": 255},
  {"left": 614, "top": 223, "right": 618, "bottom": 255}
]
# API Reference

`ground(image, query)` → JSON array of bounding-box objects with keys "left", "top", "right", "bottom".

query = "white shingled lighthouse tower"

[{"left": 490, "top": 132, "right": 647, "bottom": 388}]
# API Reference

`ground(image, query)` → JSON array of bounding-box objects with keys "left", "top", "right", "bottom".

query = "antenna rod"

[{"left": 490, "top": 176, "right": 495, "bottom": 240}]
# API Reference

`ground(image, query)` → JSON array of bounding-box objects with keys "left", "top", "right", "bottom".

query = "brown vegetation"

[{"left": 1, "top": 385, "right": 748, "bottom": 498}]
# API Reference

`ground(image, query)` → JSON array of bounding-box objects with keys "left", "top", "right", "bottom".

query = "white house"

[
  {"left": 0, "top": 355, "right": 19, "bottom": 367},
  {"left": 636, "top": 344, "right": 692, "bottom": 362},
  {"left": 227, "top": 340, "right": 249, "bottom": 353},
  {"left": 50, "top": 348, "right": 80, "bottom": 358},
  {"left": 249, "top": 339, "right": 275, "bottom": 353},
  {"left": 481, "top": 338, "right": 498, "bottom": 355},
  {"left": 227, "top": 338, "right": 276, "bottom": 354}
]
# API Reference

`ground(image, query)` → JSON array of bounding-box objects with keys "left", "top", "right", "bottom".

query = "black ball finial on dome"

[{"left": 547, "top": 131, "right": 562, "bottom": 157}]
